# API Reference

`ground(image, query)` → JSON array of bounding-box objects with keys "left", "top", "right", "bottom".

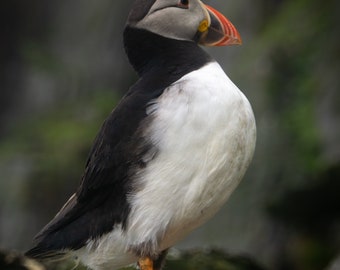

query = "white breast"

[
  {"left": 77, "top": 61, "right": 256, "bottom": 270},
  {"left": 127, "top": 61, "right": 256, "bottom": 251}
]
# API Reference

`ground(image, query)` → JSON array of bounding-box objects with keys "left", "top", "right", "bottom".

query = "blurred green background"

[{"left": 0, "top": 0, "right": 339, "bottom": 269}]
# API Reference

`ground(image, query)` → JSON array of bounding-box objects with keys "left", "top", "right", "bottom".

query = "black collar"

[{"left": 123, "top": 26, "right": 213, "bottom": 78}]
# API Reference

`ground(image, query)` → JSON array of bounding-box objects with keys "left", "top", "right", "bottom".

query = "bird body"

[
  {"left": 26, "top": 1, "right": 256, "bottom": 270},
  {"left": 76, "top": 61, "right": 255, "bottom": 270}
]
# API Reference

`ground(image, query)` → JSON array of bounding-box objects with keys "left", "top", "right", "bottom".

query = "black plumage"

[{"left": 26, "top": 27, "right": 213, "bottom": 259}]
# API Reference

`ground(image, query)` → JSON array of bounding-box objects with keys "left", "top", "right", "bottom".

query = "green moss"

[
  {"left": 164, "top": 249, "right": 265, "bottom": 270},
  {"left": 0, "top": 91, "right": 120, "bottom": 211},
  {"left": 259, "top": 0, "right": 337, "bottom": 173}
]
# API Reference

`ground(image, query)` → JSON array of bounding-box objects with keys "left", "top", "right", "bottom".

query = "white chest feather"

[
  {"left": 127, "top": 61, "right": 256, "bottom": 250},
  {"left": 78, "top": 62, "right": 256, "bottom": 270}
]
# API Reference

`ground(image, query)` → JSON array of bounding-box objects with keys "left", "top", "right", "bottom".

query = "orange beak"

[{"left": 198, "top": 4, "right": 242, "bottom": 46}]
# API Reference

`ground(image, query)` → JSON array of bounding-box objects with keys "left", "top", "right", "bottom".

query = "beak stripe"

[{"left": 204, "top": 5, "right": 242, "bottom": 46}]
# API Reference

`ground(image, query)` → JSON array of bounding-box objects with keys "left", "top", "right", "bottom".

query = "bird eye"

[{"left": 178, "top": 0, "right": 189, "bottom": 8}]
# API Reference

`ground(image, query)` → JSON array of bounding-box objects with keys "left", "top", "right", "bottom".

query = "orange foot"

[{"left": 138, "top": 257, "right": 154, "bottom": 270}]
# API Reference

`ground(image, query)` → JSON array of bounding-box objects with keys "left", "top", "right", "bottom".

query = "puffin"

[{"left": 25, "top": 0, "right": 256, "bottom": 270}]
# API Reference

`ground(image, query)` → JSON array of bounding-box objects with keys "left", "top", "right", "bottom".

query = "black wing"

[{"left": 25, "top": 81, "right": 165, "bottom": 259}]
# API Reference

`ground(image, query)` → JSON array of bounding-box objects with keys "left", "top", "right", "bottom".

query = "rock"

[
  {"left": 165, "top": 249, "right": 266, "bottom": 270},
  {"left": 0, "top": 249, "right": 45, "bottom": 270}
]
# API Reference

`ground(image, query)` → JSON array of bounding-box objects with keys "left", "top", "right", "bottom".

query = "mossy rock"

[
  {"left": 0, "top": 249, "right": 265, "bottom": 270},
  {"left": 164, "top": 249, "right": 265, "bottom": 270},
  {"left": 0, "top": 249, "right": 45, "bottom": 270},
  {"left": 48, "top": 249, "right": 265, "bottom": 270}
]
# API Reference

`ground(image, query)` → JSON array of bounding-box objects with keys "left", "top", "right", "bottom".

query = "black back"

[{"left": 26, "top": 27, "right": 213, "bottom": 258}]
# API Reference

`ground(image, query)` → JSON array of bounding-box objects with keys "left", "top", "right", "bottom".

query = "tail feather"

[{"left": 25, "top": 245, "right": 69, "bottom": 262}]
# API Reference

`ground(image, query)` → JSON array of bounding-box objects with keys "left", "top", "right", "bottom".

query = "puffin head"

[{"left": 126, "top": 0, "right": 242, "bottom": 46}]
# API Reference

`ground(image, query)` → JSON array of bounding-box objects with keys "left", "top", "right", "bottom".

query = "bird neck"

[{"left": 123, "top": 26, "right": 212, "bottom": 77}]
